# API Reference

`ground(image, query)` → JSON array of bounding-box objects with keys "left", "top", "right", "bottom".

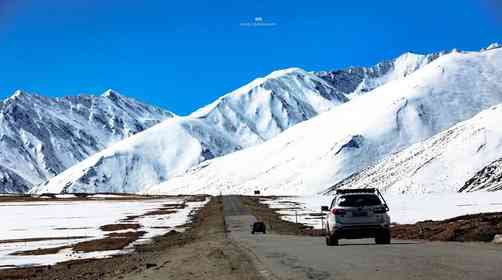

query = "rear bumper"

[{"left": 332, "top": 224, "right": 389, "bottom": 239}]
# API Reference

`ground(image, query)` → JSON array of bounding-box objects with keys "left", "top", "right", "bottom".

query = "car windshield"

[{"left": 337, "top": 194, "right": 381, "bottom": 207}]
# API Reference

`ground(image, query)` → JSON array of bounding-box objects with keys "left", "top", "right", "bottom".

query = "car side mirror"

[{"left": 321, "top": 206, "right": 329, "bottom": 212}]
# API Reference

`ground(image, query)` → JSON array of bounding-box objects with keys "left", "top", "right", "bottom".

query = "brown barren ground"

[
  {"left": 12, "top": 231, "right": 146, "bottom": 256},
  {"left": 100, "top": 224, "right": 141, "bottom": 231},
  {"left": 392, "top": 212, "right": 502, "bottom": 241}
]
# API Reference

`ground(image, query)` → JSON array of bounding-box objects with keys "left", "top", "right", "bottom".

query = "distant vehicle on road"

[
  {"left": 252, "top": 222, "right": 266, "bottom": 234},
  {"left": 322, "top": 188, "right": 390, "bottom": 246}
]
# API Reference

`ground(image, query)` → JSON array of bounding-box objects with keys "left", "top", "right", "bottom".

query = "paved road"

[{"left": 223, "top": 196, "right": 502, "bottom": 280}]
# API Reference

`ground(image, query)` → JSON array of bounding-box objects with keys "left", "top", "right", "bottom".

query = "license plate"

[{"left": 353, "top": 211, "right": 368, "bottom": 217}]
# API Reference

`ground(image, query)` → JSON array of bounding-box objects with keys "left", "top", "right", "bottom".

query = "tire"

[
  {"left": 375, "top": 229, "right": 391, "bottom": 244},
  {"left": 326, "top": 235, "right": 339, "bottom": 246}
]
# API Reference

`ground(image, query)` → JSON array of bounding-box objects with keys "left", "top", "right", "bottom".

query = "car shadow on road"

[{"left": 338, "top": 242, "right": 417, "bottom": 246}]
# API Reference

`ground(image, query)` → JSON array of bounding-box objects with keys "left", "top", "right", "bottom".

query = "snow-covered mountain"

[
  {"left": 33, "top": 68, "right": 354, "bottom": 193},
  {"left": 189, "top": 68, "right": 350, "bottom": 147},
  {"left": 32, "top": 46, "right": 486, "bottom": 195},
  {"left": 315, "top": 51, "right": 446, "bottom": 98},
  {"left": 0, "top": 90, "right": 173, "bottom": 193},
  {"left": 323, "top": 104, "right": 502, "bottom": 195},
  {"left": 482, "top": 42, "right": 501, "bottom": 52},
  {"left": 145, "top": 47, "right": 502, "bottom": 195}
]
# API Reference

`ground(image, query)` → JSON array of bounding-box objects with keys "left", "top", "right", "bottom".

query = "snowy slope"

[
  {"left": 323, "top": 104, "right": 502, "bottom": 195},
  {"left": 0, "top": 90, "right": 173, "bottom": 193},
  {"left": 147, "top": 48, "right": 502, "bottom": 196},
  {"left": 189, "top": 68, "right": 349, "bottom": 148},
  {"left": 316, "top": 51, "right": 445, "bottom": 98},
  {"left": 33, "top": 69, "right": 352, "bottom": 193}
]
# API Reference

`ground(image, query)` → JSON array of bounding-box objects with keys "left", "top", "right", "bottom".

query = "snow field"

[{"left": 0, "top": 197, "right": 208, "bottom": 268}]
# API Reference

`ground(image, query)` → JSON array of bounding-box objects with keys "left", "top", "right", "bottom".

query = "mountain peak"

[
  {"left": 12, "top": 89, "right": 25, "bottom": 97},
  {"left": 102, "top": 89, "right": 122, "bottom": 98},
  {"left": 10, "top": 89, "right": 29, "bottom": 100},
  {"left": 483, "top": 42, "right": 501, "bottom": 51},
  {"left": 3, "top": 90, "right": 40, "bottom": 103},
  {"left": 101, "top": 89, "right": 132, "bottom": 104},
  {"left": 266, "top": 67, "right": 306, "bottom": 79},
  {"left": 397, "top": 51, "right": 422, "bottom": 58},
  {"left": 236, "top": 67, "right": 308, "bottom": 94}
]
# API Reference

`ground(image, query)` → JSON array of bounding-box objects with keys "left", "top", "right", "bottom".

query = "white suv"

[{"left": 322, "top": 188, "right": 391, "bottom": 246}]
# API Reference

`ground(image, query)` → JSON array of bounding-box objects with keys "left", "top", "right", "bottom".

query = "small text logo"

[{"left": 240, "top": 16, "right": 277, "bottom": 27}]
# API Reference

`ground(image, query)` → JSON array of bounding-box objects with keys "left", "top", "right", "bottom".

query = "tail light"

[{"left": 331, "top": 208, "right": 346, "bottom": 216}]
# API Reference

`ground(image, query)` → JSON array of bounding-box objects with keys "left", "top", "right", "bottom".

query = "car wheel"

[
  {"left": 375, "top": 229, "right": 391, "bottom": 244},
  {"left": 383, "top": 229, "right": 391, "bottom": 244},
  {"left": 333, "top": 237, "right": 339, "bottom": 246},
  {"left": 326, "top": 235, "right": 339, "bottom": 246},
  {"left": 325, "top": 236, "right": 332, "bottom": 246},
  {"left": 375, "top": 236, "right": 382, "bottom": 244}
]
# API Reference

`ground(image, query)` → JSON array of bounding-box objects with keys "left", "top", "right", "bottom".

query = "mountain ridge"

[
  {"left": 32, "top": 68, "right": 350, "bottom": 193},
  {"left": 144, "top": 47, "right": 502, "bottom": 196},
  {"left": 0, "top": 90, "right": 173, "bottom": 193},
  {"left": 22, "top": 46, "right": 482, "bottom": 194}
]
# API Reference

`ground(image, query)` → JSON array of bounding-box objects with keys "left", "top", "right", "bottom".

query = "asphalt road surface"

[{"left": 223, "top": 196, "right": 502, "bottom": 280}]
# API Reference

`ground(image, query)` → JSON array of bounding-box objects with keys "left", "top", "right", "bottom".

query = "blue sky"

[{"left": 0, "top": 0, "right": 500, "bottom": 115}]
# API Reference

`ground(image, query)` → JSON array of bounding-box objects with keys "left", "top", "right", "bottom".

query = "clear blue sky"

[{"left": 0, "top": 0, "right": 500, "bottom": 115}]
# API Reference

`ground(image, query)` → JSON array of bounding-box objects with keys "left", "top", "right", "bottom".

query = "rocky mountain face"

[
  {"left": 0, "top": 90, "right": 173, "bottom": 193},
  {"left": 315, "top": 51, "right": 446, "bottom": 98},
  {"left": 460, "top": 159, "right": 502, "bottom": 192}
]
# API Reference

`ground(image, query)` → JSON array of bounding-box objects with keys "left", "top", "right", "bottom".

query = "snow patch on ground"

[{"left": 0, "top": 197, "right": 208, "bottom": 268}]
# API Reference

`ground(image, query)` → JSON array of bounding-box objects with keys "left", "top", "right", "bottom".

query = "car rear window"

[{"left": 337, "top": 194, "right": 381, "bottom": 207}]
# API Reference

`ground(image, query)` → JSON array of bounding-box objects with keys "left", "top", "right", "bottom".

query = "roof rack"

[{"left": 335, "top": 188, "right": 376, "bottom": 194}]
